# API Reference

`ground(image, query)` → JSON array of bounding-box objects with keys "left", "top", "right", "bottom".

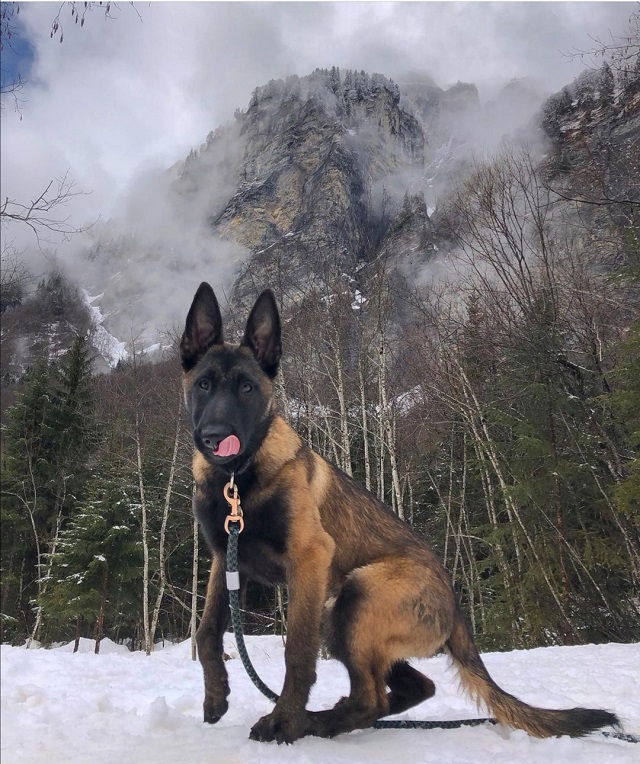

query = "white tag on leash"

[{"left": 226, "top": 571, "right": 240, "bottom": 591}]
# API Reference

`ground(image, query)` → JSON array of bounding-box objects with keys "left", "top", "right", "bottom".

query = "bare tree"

[
  {"left": 0, "top": 242, "right": 30, "bottom": 312},
  {"left": 148, "top": 394, "right": 183, "bottom": 650},
  {"left": 2, "top": 2, "right": 140, "bottom": 243},
  {"left": 565, "top": 8, "right": 640, "bottom": 76},
  {"left": 1, "top": 171, "right": 94, "bottom": 247}
]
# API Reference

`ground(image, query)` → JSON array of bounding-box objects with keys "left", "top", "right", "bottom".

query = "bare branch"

[
  {"left": 563, "top": 8, "right": 640, "bottom": 75},
  {"left": 0, "top": 241, "right": 31, "bottom": 312},
  {"left": 50, "top": 2, "right": 141, "bottom": 44},
  {"left": 1, "top": 171, "right": 96, "bottom": 247}
]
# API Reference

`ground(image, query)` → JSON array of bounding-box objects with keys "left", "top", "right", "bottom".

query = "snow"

[
  {"left": 2, "top": 636, "right": 638, "bottom": 764},
  {"left": 395, "top": 384, "right": 424, "bottom": 414},
  {"left": 82, "top": 290, "right": 128, "bottom": 367},
  {"left": 352, "top": 289, "right": 366, "bottom": 311}
]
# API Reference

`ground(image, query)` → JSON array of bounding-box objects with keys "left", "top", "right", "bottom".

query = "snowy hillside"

[{"left": 2, "top": 636, "right": 638, "bottom": 764}]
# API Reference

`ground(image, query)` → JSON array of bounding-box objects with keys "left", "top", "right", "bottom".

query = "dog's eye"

[
  {"left": 198, "top": 378, "right": 210, "bottom": 391},
  {"left": 240, "top": 381, "right": 253, "bottom": 394}
]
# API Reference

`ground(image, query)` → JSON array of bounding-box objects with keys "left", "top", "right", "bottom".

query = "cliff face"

[
  {"left": 199, "top": 71, "right": 425, "bottom": 290},
  {"left": 541, "top": 67, "right": 640, "bottom": 208},
  {"left": 216, "top": 93, "right": 366, "bottom": 256},
  {"left": 167, "top": 69, "right": 425, "bottom": 305},
  {"left": 68, "top": 64, "right": 640, "bottom": 357}
]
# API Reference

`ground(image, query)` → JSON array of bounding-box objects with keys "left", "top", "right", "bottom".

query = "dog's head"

[{"left": 181, "top": 283, "right": 282, "bottom": 473}]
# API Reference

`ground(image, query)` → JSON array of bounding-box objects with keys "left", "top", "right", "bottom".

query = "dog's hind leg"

[
  {"left": 305, "top": 660, "right": 436, "bottom": 737},
  {"left": 305, "top": 660, "right": 436, "bottom": 739},
  {"left": 305, "top": 558, "right": 451, "bottom": 739},
  {"left": 303, "top": 572, "right": 390, "bottom": 738},
  {"left": 305, "top": 656, "right": 390, "bottom": 738},
  {"left": 386, "top": 661, "right": 436, "bottom": 715}
]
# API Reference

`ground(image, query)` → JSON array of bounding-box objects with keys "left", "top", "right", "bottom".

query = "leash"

[{"left": 222, "top": 479, "right": 638, "bottom": 744}]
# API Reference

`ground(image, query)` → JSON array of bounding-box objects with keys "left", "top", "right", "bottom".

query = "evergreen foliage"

[
  {"left": 40, "top": 465, "right": 143, "bottom": 647},
  {"left": 249, "top": 67, "right": 401, "bottom": 119},
  {"left": 1, "top": 359, "right": 54, "bottom": 640},
  {"left": 1, "top": 334, "right": 97, "bottom": 642}
]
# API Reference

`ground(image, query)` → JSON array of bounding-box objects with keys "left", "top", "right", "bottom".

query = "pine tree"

[
  {"left": 609, "top": 324, "right": 640, "bottom": 523},
  {"left": 47, "top": 334, "right": 97, "bottom": 510},
  {"left": 1, "top": 360, "right": 56, "bottom": 641},
  {"left": 600, "top": 62, "right": 615, "bottom": 110},
  {"left": 41, "top": 466, "right": 143, "bottom": 651},
  {"left": 1, "top": 334, "right": 98, "bottom": 642},
  {"left": 606, "top": 229, "right": 640, "bottom": 590}
]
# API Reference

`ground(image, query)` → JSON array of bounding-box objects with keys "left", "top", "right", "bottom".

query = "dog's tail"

[{"left": 445, "top": 612, "right": 619, "bottom": 738}]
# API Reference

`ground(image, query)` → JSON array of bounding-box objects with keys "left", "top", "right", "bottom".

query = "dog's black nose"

[
  {"left": 198, "top": 426, "right": 241, "bottom": 458},
  {"left": 199, "top": 425, "right": 231, "bottom": 450}
]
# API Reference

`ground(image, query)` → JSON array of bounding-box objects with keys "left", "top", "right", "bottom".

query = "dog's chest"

[
  {"left": 236, "top": 536, "right": 287, "bottom": 584},
  {"left": 202, "top": 485, "right": 290, "bottom": 585}
]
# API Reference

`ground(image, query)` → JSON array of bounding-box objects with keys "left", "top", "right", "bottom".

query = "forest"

[{"left": 1, "top": 131, "right": 638, "bottom": 655}]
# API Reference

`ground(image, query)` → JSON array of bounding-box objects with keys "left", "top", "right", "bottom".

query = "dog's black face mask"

[{"left": 181, "top": 284, "right": 282, "bottom": 474}]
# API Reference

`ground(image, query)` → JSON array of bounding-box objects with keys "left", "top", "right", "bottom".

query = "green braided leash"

[
  {"left": 225, "top": 522, "right": 638, "bottom": 743},
  {"left": 226, "top": 523, "right": 278, "bottom": 703}
]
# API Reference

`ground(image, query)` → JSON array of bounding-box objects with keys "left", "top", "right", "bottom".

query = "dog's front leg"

[
  {"left": 196, "top": 553, "right": 232, "bottom": 724},
  {"left": 250, "top": 531, "right": 334, "bottom": 744}
]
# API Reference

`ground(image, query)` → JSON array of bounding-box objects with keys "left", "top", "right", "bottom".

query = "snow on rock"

[
  {"left": 395, "top": 384, "right": 424, "bottom": 415},
  {"left": 1, "top": 636, "right": 638, "bottom": 764},
  {"left": 82, "top": 290, "right": 128, "bottom": 368}
]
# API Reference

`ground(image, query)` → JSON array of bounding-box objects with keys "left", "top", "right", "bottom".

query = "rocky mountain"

[
  {"left": 183, "top": 69, "right": 428, "bottom": 307},
  {"left": 3, "top": 63, "right": 638, "bottom": 374},
  {"left": 167, "top": 67, "right": 537, "bottom": 313},
  {"left": 541, "top": 64, "right": 640, "bottom": 209}
]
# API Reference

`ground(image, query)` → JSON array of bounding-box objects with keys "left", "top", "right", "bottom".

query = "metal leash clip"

[{"left": 223, "top": 477, "right": 244, "bottom": 534}]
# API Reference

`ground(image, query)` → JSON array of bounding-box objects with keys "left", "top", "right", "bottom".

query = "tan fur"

[
  {"left": 309, "top": 453, "right": 331, "bottom": 505},
  {"left": 193, "top": 450, "right": 212, "bottom": 486},
  {"left": 254, "top": 416, "right": 302, "bottom": 481}
]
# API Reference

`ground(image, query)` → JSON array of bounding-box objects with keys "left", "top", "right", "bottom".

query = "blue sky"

[{"left": 1, "top": 5, "right": 34, "bottom": 91}]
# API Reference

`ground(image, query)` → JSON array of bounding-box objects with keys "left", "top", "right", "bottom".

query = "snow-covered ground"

[{"left": 2, "top": 636, "right": 638, "bottom": 764}]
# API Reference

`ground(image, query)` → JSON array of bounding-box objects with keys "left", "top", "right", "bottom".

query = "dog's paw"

[
  {"left": 203, "top": 695, "right": 228, "bottom": 724},
  {"left": 249, "top": 710, "right": 306, "bottom": 744}
]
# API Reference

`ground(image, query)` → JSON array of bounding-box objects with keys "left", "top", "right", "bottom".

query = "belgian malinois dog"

[{"left": 181, "top": 283, "right": 619, "bottom": 744}]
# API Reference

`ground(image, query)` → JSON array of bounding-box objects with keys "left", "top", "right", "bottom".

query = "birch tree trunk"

[
  {"left": 358, "top": 358, "right": 372, "bottom": 491},
  {"left": 135, "top": 411, "right": 152, "bottom": 656},
  {"left": 377, "top": 381, "right": 385, "bottom": 503},
  {"left": 336, "top": 362, "right": 352, "bottom": 475},
  {"left": 191, "top": 514, "right": 199, "bottom": 662},
  {"left": 149, "top": 397, "right": 183, "bottom": 648},
  {"left": 378, "top": 342, "right": 403, "bottom": 518},
  {"left": 29, "top": 495, "right": 64, "bottom": 645}
]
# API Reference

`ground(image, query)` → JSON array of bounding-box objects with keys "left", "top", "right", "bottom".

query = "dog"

[{"left": 181, "top": 282, "right": 619, "bottom": 744}]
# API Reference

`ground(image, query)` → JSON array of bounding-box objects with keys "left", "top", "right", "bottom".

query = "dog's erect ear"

[
  {"left": 181, "top": 282, "right": 223, "bottom": 371},
  {"left": 242, "top": 290, "right": 282, "bottom": 378}
]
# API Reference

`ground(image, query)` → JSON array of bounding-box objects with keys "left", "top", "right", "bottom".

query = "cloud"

[{"left": 1, "top": 1, "right": 634, "bottom": 332}]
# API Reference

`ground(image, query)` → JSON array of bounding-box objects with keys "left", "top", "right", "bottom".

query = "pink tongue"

[{"left": 214, "top": 435, "right": 241, "bottom": 457}]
